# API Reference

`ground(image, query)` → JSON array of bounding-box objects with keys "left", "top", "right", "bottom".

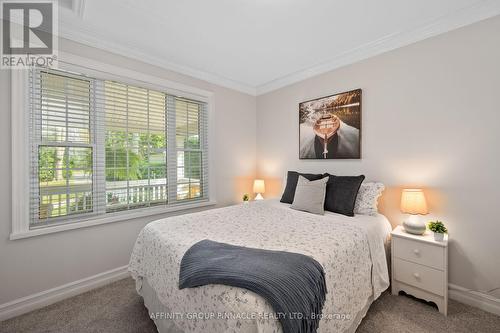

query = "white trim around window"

[{"left": 11, "top": 51, "right": 217, "bottom": 240}]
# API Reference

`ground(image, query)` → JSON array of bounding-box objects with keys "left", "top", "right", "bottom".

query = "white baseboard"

[
  {"left": 0, "top": 265, "right": 129, "bottom": 321},
  {"left": 1, "top": 268, "right": 498, "bottom": 322},
  {"left": 449, "top": 283, "right": 500, "bottom": 316}
]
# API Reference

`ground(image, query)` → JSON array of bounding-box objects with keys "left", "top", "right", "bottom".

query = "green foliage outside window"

[
  {"left": 38, "top": 147, "right": 82, "bottom": 182},
  {"left": 184, "top": 136, "right": 201, "bottom": 180},
  {"left": 38, "top": 132, "right": 170, "bottom": 183},
  {"left": 105, "top": 131, "right": 167, "bottom": 181},
  {"left": 39, "top": 148, "right": 57, "bottom": 182}
]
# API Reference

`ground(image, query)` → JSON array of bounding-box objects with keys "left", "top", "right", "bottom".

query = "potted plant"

[
  {"left": 242, "top": 193, "right": 250, "bottom": 203},
  {"left": 428, "top": 221, "right": 447, "bottom": 241}
]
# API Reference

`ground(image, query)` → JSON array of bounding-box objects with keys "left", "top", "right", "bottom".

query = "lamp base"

[
  {"left": 255, "top": 193, "right": 264, "bottom": 200},
  {"left": 402, "top": 215, "right": 426, "bottom": 235}
]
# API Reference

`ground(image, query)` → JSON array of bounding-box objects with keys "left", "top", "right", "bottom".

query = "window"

[
  {"left": 28, "top": 68, "right": 209, "bottom": 228},
  {"left": 33, "top": 71, "right": 94, "bottom": 223},
  {"left": 103, "top": 81, "right": 168, "bottom": 212}
]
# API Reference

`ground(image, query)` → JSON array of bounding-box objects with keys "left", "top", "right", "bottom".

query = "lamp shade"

[
  {"left": 253, "top": 179, "right": 265, "bottom": 194},
  {"left": 400, "top": 189, "right": 428, "bottom": 215}
]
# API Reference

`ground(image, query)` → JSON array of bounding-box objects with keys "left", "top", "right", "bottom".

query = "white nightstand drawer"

[
  {"left": 393, "top": 237, "right": 444, "bottom": 270},
  {"left": 394, "top": 258, "right": 445, "bottom": 296}
]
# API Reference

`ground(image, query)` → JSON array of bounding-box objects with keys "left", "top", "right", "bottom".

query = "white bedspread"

[{"left": 129, "top": 200, "right": 391, "bottom": 333}]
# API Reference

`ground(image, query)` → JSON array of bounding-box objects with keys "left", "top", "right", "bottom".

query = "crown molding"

[
  {"left": 256, "top": 1, "right": 500, "bottom": 95},
  {"left": 59, "top": 0, "right": 86, "bottom": 18},
  {"left": 73, "top": 0, "right": 86, "bottom": 18},
  {"left": 58, "top": 1, "right": 500, "bottom": 97},
  {"left": 58, "top": 21, "right": 257, "bottom": 96}
]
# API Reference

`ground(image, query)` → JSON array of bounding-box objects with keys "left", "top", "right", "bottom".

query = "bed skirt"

[{"left": 137, "top": 276, "right": 375, "bottom": 333}]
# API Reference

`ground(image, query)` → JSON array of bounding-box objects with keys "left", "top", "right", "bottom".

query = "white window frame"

[{"left": 11, "top": 51, "right": 216, "bottom": 240}]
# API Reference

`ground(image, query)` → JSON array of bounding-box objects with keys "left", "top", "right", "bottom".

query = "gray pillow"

[{"left": 291, "top": 176, "right": 329, "bottom": 215}]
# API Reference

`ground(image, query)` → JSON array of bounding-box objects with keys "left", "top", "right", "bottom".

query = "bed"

[{"left": 128, "top": 199, "right": 392, "bottom": 333}]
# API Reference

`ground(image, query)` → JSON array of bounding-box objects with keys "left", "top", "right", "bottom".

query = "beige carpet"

[{"left": 1, "top": 278, "right": 499, "bottom": 333}]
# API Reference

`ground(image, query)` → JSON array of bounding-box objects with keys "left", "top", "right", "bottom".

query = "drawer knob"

[
  {"left": 413, "top": 249, "right": 420, "bottom": 255},
  {"left": 413, "top": 273, "right": 420, "bottom": 279}
]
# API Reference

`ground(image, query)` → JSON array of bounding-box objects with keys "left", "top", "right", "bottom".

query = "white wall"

[
  {"left": 1, "top": 14, "right": 499, "bottom": 311},
  {"left": 256, "top": 16, "right": 500, "bottom": 297},
  {"left": 0, "top": 38, "right": 256, "bottom": 304}
]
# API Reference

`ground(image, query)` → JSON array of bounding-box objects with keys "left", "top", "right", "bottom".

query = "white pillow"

[
  {"left": 354, "top": 182, "right": 385, "bottom": 216},
  {"left": 291, "top": 176, "right": 329, "bottom": 215}
]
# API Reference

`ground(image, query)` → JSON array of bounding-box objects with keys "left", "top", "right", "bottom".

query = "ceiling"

[{"left": 59, "top": 0, "right": 500, "bottom": 95}]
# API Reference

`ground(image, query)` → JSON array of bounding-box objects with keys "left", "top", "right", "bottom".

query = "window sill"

[{"left": 10, "top": 200, "right": 217, "bottom": 240}]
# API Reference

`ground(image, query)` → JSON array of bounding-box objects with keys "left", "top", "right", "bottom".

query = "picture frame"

[{"left": 299, "top": 89, "right": 362, "bottom": 159}]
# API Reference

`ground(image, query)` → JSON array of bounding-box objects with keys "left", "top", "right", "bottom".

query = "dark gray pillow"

[
  {"left": 323, "top": 174, "right": 365, "bottom": 216},
  {"left": 280, "top": 171, "right": 324, "bottom": 204}
]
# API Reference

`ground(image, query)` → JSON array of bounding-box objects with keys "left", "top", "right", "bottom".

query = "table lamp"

[
  {"left": 401, "top": 189, "right": 428, "bottom": 235},
  {"left": 253, "top": 179, "right": 265, "bottom": 200}
]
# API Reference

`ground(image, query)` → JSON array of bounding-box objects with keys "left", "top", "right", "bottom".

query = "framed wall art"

[{"left": 299, "top": 89, "right": 361, "bottom": 159}]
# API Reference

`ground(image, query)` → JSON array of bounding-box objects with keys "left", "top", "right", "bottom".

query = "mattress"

[{"left": 129, "top": 199, "right": 392, "bottom": 333}]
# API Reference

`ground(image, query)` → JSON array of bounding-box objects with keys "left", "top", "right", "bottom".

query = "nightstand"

[{"left": 391, "top": 225, "right": 448, "bottom": 315}]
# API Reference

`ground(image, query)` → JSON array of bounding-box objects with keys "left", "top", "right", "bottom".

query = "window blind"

[
  {"left": 99, "top": 81, "right": 168, "bottom": 213},
  {"left": 166, "top": 97, "right": 208, "bottom": 203},
  {"left": 29, "top": 67, "right": 209, "bottom": 227}
]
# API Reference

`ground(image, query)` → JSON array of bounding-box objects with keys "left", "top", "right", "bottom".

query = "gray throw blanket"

[{"left": 179, "top": 239, "right": 327, "bottom": 333}]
